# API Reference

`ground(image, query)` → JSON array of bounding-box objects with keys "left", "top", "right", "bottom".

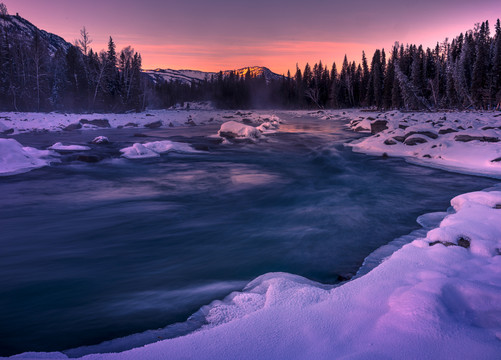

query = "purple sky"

[{"left": 3, "top": 0, "right": 500, "bottom": 74}]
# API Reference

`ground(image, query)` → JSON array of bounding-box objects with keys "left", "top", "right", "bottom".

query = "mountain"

[
  {"left": 0, "top": 14, "right": 72, "bottom": 55},
  {"left": 144, "top": 66, "right": 284, "bottom": 85}
]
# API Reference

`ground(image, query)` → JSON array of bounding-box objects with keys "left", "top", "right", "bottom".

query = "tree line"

[{"left": 162, "top": 19, "right": 501, "bottom": 111}]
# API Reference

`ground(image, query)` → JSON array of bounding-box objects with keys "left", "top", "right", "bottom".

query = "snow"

[
  {"left": 344, "top": 110, "right": 501, "bottom": 178},
  {"left": 218, "top": 121, "right": 261, "bottom": 140},
  {"left": 0, "top": 139, "right": 57, "bottom": 176},
  {"left": 120, "top": 140, "right": 200, "bottom": 159},
  {"left": 0, "top": 109, "right": 278, "bottom": 135},
  {"left": 48, "top": 142, "right": 90, "bottom": 151}
]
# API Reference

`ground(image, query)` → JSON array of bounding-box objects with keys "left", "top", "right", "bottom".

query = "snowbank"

[
  {"left": 0, "top": 110, "right": 282, "bottom": 135},
  {"left": 0, "top": 139, "right": 57, "bottom": 176},
  {"left": 345, "top": 111, "right": 501, "bottom": 178},
  {"left": 10, "top": 190, "right": 501, "bottom": 359},
  {"left": 120, "top": 140, "right": 200, "bottom": 159}
]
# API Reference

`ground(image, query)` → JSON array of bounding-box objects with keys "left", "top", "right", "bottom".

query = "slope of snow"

[{"left": 0, "top": 139, "right": 58, "bottom": 176}]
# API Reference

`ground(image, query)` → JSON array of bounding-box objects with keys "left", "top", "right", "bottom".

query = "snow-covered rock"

[
  {"left": 0, "top": 139, "right": 57, "bottom": 176},
  {"left": 120, "top": 140, "right": 200, "bottom": 159},
  {"left": 48, "top": 142, "right": 90, "bottom": 151},
  {"left": 91, "top": 136, "right": 110, "bottom": 144},
  {"left": 218, "top": 121, "right": 261, "bottom": 140}
]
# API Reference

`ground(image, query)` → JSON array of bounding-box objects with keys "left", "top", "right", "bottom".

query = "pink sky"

[{"left": 2, "top": 0, "right": 500, "bottom": 74}]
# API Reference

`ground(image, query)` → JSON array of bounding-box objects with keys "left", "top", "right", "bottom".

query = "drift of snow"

[
  {"left": 48, "top": 142, "right": 90, "bottom": 151},
  {"left": 0, "top": 139, "right": 57, "bottom": 176},
  {"left": 120, "top": 140, "right": 200, "bottom": 159}
]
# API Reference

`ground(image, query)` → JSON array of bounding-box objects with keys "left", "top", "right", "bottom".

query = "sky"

[{"left": 2, "top": 0, "right": 500, "bottom": 74}]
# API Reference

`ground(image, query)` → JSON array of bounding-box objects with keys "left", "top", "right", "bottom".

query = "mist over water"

[{"left": 0, "top": 113, "right": 496, "bottom": 355}]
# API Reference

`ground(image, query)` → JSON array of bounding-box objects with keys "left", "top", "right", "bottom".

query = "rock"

[
  {"left": 367, "top": 116, "right": 376, "bottom": 120},
  {"left": 336, "top": 273, "right": 353, "bottom": 282},
  {"left": 382, "top": 152, "right": 389, "bottom": 158},
  {"left": 91, "top": 136, "right": 110, "bottom": 144},
  {"left": 144, "top": 120, "right": 163, "bottom": 129},
  {"left": 404, "top": 131, "right": 438, "bottom": 139},
  {"left": 454, "top": 135, "right": 500, "bottom": 143},
  {"left": 242, "top": 118, "right": 253, "bottom": 125},
  {"left": 457, "top": 236, "right": 471, "bottom": 249},
  {"left": 80, "top": 119, "right": 110, "bottom": 128},
  {"left": 124, "top": 122, "right": 139, "bottom": 127},
  {"left": 398, "top": 124, "right": 409, "bottom": 130},
  {"left": 491, "top": 157, "right": 501, "bottom": 163},
  {"left": 1, "top": 128, "right": 14, "bottom": 135},
  {"left": 384, "top": 139, "right": 397, "bottom": 145},
  {"left": 145, "top": 113, "right": 154, "bottom": 116},
  {"left": 429, "top": 241, "right": 456, "bottom": 247},
  {"left": 404, "top": 136, "right": 428, "bottom": 146},
  {"left": 63, "top": 123, "right": 82, "bottom": 131},
  {"left": 393, "top": 136, "right": 406, "bottom": 143},
  {"left": 422, "top": 154, "right": 432, "bottom": 158},
  {"left": 438, "top": 128, "right": 458, "bottom": 134},
  {"left": 370, "top": 120, "right": 388, "bottom": 134},
  {"left": 354, "top": 126, "right": 367, "bottom": 132}
]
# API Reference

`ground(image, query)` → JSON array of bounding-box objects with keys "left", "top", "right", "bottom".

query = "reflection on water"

[{"left": 0, "top": 113, "right": 497, "bottom": 355}]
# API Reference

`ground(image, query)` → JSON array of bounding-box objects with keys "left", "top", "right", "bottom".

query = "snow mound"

[
  {"left": 0, "top": 139, "right": 57, "bottom": 176},
  {"left": 49, "top": 142, "right": 90, "bottom": 151},
  {"left": 218, "top": 121, "right": 261, "bottom": 140},
  {"left": 120, "top": 140, "right": 200, "bottom": 159}
]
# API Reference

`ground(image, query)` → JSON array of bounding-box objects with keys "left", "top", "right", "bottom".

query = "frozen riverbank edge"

[{"left": 3, "top": 109, "right": 501, "bottom": 359}]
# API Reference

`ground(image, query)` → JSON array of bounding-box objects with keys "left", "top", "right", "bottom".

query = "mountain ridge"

[
  {"left": 144, "top": 66, "right": 284, "bottom": 84},
  {"left": 0, "top": 14, "right": 72, "bottom": 55}
]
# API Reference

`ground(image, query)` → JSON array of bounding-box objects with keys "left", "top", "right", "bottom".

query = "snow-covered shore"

[
  {"left": 343, "top": 110, "right": 501, "bottom": 178},
  {"left": 0, "top": 110, "right": 281, "bottom": 174},
  {"left": 3, "top": 109, "right": 501, "bottom": 359}
]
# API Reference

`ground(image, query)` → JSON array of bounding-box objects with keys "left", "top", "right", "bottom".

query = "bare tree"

[
  {"left": 76, "top": 26, "right": 92, "bottom": 55},
  {"left": 0, "top": 3, "right": 8, "bottom": 16}
]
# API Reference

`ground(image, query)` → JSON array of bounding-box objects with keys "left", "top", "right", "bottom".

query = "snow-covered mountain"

[
  {"left": 144, "top": 66, "right": 284, "bottom": 84},
  {"left": 0, "top": 14, "right": 72, "bottom": 55}
]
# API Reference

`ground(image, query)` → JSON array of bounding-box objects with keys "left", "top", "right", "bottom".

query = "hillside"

[
  {"left": 144, "top": 66, "right": 283, "bottom": 84},
  {"left": 0, "top": 14, "right": 71, "bottom": 55}
]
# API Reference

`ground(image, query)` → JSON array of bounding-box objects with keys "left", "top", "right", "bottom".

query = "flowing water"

[{"left": 0, "top": 112, "right": 496, "bottom": 356}]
